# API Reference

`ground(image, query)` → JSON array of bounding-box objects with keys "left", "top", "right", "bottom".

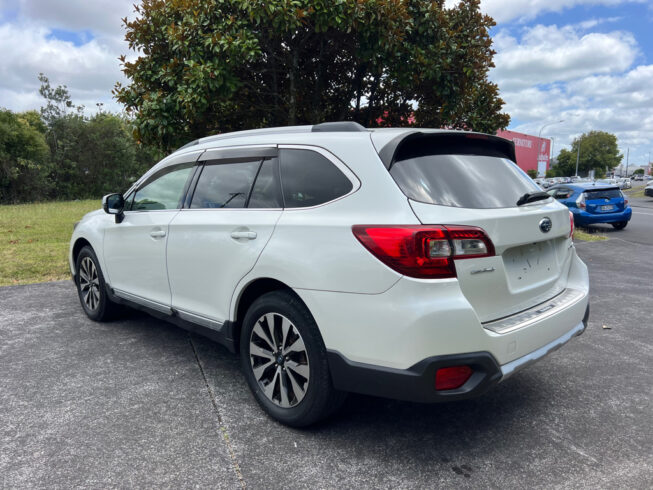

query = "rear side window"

[
  {"left": 389, "top": 154, "right": 540, "bottom": 209},
  {"left": 280, "top": 149, "right": 353, "bottom": 208},
  {"left": 584, "top": 189, "right": 622, "bottom": 200},
  {"left": 191, "top": 160, "right": 260, "bottom": 208}
]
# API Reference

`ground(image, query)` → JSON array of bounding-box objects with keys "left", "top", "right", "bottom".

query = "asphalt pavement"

[{"left": 1, "top": 237, "right": 652, "bottom": 488}]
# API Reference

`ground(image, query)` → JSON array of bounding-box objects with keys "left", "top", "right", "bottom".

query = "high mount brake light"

[{"left": 352, "top": 225, "right": 495, "bottom": 279}]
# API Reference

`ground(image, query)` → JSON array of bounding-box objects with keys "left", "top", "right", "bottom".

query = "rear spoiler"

[{"left": 377, "top": 131, "right": 517, "bottom": 170}]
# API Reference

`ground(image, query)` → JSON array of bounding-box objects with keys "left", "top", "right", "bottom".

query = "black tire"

[
  {"left": 75, "top": 246, "right": 121, "bottom": 321},
  {"left": 240, "top": 290, "right": 346, "bottom": 427},
  {"left": 611, "top": 221, "right": 628, "bottom": 230}
]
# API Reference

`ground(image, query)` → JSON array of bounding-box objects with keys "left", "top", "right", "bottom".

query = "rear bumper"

[
  {"left": 573, "top": 207, "right": 631, "bottom": 225},
  {"left": 327, "top": 306, "right": 589, "bottom": 403},
  {"left": 645, "top": 188, "right": 653, "bottom": 197}
]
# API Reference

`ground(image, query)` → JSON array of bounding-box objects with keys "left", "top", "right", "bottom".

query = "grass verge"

[
  {"left": 574, "top": 228, "right": 608, "bottom": 242},
  {"left": 0, "top": 200, "right": 100, "bottom": 286}
]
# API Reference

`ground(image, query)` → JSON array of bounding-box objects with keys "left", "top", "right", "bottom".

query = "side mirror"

[{"left": 102, "top": 193, "right": 125, "bottom": 223}]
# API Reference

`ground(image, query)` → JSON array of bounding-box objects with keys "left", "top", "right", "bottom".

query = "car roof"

[
  {"left": 557, "top": 183, "right": 621, "bottom": 191},
  {"left": 135, "top": 124, "right": 514, "bottom": 189}
]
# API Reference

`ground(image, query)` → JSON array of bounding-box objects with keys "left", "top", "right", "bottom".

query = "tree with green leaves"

[
  {"left": 526, "top": 169, "right": 537, "bottom": 179},
  {"left": 0, "top": 110, "right": 51, "bottom": 203},
  {"left": 115, "top": 0, "right": 510, "bottom": 150},
  {"left": 555, "top": 131, "right": 622, "bottom": 178}
]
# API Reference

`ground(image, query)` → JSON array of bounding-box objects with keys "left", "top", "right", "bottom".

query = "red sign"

[{"left": 496, "top": 129, "right": 551, "bottom": 175}]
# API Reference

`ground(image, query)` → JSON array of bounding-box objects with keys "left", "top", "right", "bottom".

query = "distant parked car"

[
  {"left": 645, "top": 181, "right": 653, "bottom": 197},
  {"left": 617, "top": 178, "right": 631, "bottom": 189},
  {"left": 548, "top": 183, "right": 632, "bottom": 229}
]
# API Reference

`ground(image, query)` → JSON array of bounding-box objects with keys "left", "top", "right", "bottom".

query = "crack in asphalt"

[{"left": 189, "top": 334, "right": 247, "bottom": 489}]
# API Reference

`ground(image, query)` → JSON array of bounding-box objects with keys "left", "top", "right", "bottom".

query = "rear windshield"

[
  {"left": 584, "top": 189, "right": 622, "bottom": 200},
  {"left": 389, "top": 154, "right": 540, "bottom": 209}
]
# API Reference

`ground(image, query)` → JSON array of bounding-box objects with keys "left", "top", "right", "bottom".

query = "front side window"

[
  {"left": 190, "top": 160, "right": 260, "bottom": 209},
  {"left": 280, "top": 149, "right": 353, "bottom": 208},
  {"left": 248, "top": 159, "right": 282, "bottom": 208},
  {"left": 131, "top": 164, "right": 194, "bottom": 211}
]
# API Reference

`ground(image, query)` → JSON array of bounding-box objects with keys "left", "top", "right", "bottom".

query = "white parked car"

[{"left": 70, "top": 123, "right": 590, "bottom": 426}]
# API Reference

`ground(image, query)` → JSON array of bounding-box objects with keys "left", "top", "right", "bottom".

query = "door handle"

[
  {"left": 230, "top": 231, "right": 257, "bottom": 240},
  {"left": 150, "top": 230, "right": 166, "bottom": 238}
]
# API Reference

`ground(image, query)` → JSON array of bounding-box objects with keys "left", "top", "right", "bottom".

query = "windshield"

[{"left": 389, "top": 154, "right": 541, "bottom": 209}]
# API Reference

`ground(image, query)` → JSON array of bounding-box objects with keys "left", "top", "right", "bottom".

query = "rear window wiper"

[{"left": 516, "top": 191, "right": 551, "bottom": 206}]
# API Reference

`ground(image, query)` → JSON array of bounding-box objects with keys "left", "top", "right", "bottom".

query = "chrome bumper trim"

[
  {"left": 483, "top": 288, "right": 586, "bottom": 335},
  {"left": 500, "top": 321, "right": 585, "bottom": 380}
]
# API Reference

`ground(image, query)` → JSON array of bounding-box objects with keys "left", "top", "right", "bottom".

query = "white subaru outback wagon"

[{"left": 70, "top": 122, "right": 590, "bottom": 426}]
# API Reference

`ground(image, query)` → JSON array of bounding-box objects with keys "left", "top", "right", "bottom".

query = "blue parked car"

[{"left": 547, "top": 183, "right": 632, "bottom": 230}]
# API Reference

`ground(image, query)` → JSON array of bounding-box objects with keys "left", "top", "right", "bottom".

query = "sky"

[{"left": 0, "top": 0, "right": 652, "bottom": 167}]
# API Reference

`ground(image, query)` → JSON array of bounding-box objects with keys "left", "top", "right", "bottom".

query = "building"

[{"left": 496, "top": 129, "right": 551, "bottom": 176}]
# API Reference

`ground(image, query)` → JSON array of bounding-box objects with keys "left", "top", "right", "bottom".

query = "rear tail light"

[
  {"left": 576, "top": 193, "right": 586, "bottom": 210},
  {"left": 569, "top": 211, "right": 574, "bottom": 239},
  {"left": 435, "top": 366, "right": 473, "bottom": 390},
  {"left": 352, "top": 225, "right": 495, "bottom": 279}
]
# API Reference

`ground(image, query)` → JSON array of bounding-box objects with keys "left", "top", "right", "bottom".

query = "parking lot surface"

[{"left": 1, "top": 239, "right": 652, "bottom": 488}]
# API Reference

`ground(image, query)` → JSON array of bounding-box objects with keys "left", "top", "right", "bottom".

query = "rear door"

[
  {"left": 166, "top": 147, "right": 282, "bottom": 326},
  {"left": 583, "top": 187, "right": 624, "bottom": 214},
  {"left": 387, "top": 133, "right": 574, "bottom": 322}
]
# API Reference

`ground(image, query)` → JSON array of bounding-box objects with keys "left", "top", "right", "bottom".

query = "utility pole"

[
  {"left": 575, "top": 136, "right": 581, "bottom": 177},
  {"left": 625, "top": 148, "right": 629, "bottom": 177}
]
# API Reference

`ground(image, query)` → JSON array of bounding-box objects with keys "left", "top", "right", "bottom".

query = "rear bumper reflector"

[{"left": 482, "top": 288, "right": 586, "bottom": 335}]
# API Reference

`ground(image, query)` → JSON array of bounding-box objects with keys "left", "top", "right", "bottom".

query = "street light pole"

[
  {"left": 625, "top": 148, "right": 629, "bottom": 177},
  {"left": 575, "top": 136, "right": 581, "bottom": 177},
  {"left": 538, "top": 120, "right": 564, "bottom": 177}
]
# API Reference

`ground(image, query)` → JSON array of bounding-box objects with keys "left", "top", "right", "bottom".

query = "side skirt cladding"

[{"left": 105, "top": 286, "right": 237, "bottom": 353}]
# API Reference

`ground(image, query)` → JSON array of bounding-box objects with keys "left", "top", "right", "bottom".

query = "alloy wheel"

[
  {"left": 79, "top": 256, "right": 100, "bottom": 311},
  {"left": 249, "top": 313, "right": 310, "bottom": 408}
]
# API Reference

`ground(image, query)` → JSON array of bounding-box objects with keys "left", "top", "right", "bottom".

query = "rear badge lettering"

[
  {"left": 539, "top": 217, "right": 552, "bottom": 233},
  {"left": 471, "top": 267, "right": 496, "bottom": 275}
]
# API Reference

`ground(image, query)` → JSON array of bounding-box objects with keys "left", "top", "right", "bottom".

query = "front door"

[{"left": 103, "top": 161, "right": 196, "bottom": 309}]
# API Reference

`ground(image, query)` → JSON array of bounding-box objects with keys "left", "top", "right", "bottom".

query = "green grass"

[
  {"left": 626, "top": 188, "right": 645, "bottom": 198},
  {"left": 0, "top": 200, "right": 100, "bottom": 286},
  {"left": 574, "top": 228, "right": 608, "bottom": 242}
]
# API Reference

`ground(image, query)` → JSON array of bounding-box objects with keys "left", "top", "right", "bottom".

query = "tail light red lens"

[
  {"left": 569, "top": 211, "right": 574, "bottom": 239},
  {"left": 352, "top": 225, "right": 494, "bottom": 279},
  {"left": 435, "top": 366, "right": 473, "bottom": 390}
]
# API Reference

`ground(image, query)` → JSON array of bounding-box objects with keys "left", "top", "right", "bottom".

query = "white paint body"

[{"left": 70, "top": 127, "right": 589, "bottom": 372}]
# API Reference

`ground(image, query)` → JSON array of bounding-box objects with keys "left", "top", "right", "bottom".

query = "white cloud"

[
  {"left": 0, "top": 22, "right": 127, "bottom": 112},
  {"left": 492, "top": 25, "right": 638, "bottom": 89},
  {"left": 0, "top": 0, "right": 137, "bottom": 113},
  {"left": 492, "top": 20, "right": 653, "bottom": 165},
  {"left": 480, "top": 0, "right": 645, "bottom": 24}
]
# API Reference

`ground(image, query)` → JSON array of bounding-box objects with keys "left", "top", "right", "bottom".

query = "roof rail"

[
  {"left": 176, "top": 139, "right": 199, "bottom": 151},
  {"left": 312, "top": 121, "right": 367, "bottom": 132}
]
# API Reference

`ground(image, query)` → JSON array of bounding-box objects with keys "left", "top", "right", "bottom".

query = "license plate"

[{"left": 600, "top": 205, "right": 614, "bottom": 211}]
